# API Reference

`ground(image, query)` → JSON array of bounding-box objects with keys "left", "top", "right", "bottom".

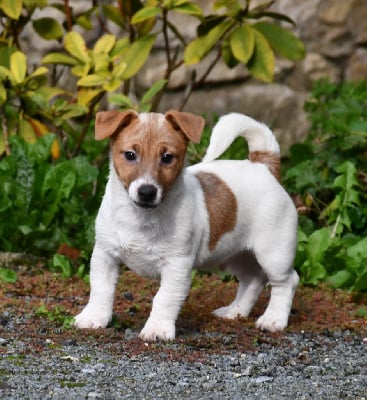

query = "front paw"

[
  {"left": 139, "top": 319, "right": 175, "bottom": 342},
  {"left": 74, "top": 305, "right": 111, "bottom": 329}
]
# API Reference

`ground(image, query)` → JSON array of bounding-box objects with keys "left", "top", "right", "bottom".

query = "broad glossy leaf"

[
  {"left": 103, "top": 79, "right": 122, "bottom": 92},
  {"left": 131, "top": 6, "right": 160, "bottom": 24},
  {"left": 10, "top": 51, "right": 27, "bottom": 83},
  {"left": 77, "top": 88, "right": 102, "bottom": 105},
  {"left": 0, "top": 82, "right": 6, "bottom": 104},
  {"left": 328, "top": 270, "right": 352, "bottom": 289},
  {"left": 306, "top": 227, "right": 331, "bottom": 265},
  {"left": 230, "top": 25, "right": 254, "bottom": 64},
  {"left": 93, "top": 34, "right": 116, "bottom": 55},
  {"left": 28, "top": 66, "right": 48, "bottom": 79},
  {"left": 78, "top": 74, "right": 106, "bottom": 88},
  {"left": 64, "top": 32, "right": 89, "bottom": 63},
  {"left": 172, "top": 3, "right": 203, "bottom": 18},
  {"left": 184, "top": 20, "right": 232, "bottom": 65},
  {"left": 221, "top": 38, "right": 239, "bottom": 69},
  {"left": 0, "top": 66, "right": 12, "bottom": 80},
  {"left": 253, "top": 22, "right": 305, "bottom": 61},
  {"left": 102, "top": 5, "right": 125, "bottom": 28},
  {"left": 110, "top": 38, "right": 130, "bottom": 58},
  {"left": 33, "top": 18, "right": 64, "bottom": 40},
  {"left": 352, "top": 271, "right": 367, "bottom": 291},
  {"left": 247, "top": 29, "right": 274, "bottom": 83},
  {"left": 1, "top": 0, "right": 22, "bottom": 19},
  {"left": 42, "top": 52, "right": 79, "bottom": 65},
  {"left": 119, "top": 35, "right": 156, "bottom": 80},
  {"left": 19, "top": 118, "right": 37, "bottom": 144},
  {"left": 71, "top": 63, "right": 91, "bottom": 77}
]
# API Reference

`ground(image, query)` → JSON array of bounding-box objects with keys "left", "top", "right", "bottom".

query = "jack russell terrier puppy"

[{"left": 74, "top": 110, "right": 298, "bottom": 341}]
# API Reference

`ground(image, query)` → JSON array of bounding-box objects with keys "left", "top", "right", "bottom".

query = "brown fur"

[
  {"left": 195, "top": 172, "right": 238, "bottom": 251},
  {"left": 249, "top": 151, "right": 281, "bottom": 182},
  {"left": 111, "top": 114, "right": 188, "bottom": 196},
  {"left": 94, "top": 110, "right": 205, "bottom": 198}
]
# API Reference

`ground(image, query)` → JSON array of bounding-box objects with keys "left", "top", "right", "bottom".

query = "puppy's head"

[{"left": 95, "top": 109, "right": 205, "bottom": 208}]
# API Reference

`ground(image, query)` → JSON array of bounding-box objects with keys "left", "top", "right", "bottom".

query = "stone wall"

[{"left": 20, "top": 0, "right": 367, "bottom": 150}]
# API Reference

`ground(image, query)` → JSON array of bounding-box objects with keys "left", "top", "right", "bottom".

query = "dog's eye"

[
  {"left": 124, "top": 151, "right": 137, "bottom": 162},
  {"left": 161, "top": 153, "right": 174, "bottom": 165}
]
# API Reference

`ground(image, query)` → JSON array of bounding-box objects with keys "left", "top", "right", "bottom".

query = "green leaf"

[
  {"left": 42, "top": 52, "right": 79, "bottom": 66},
  {"left": 0, "top": 82, "right": 7, "bottom": 104},
  {"left": 141, "top": 79, "right": 168, "bottom": 105},
  {"left": 172, "top": 3, "right": 203, "bottom": 18},
  {"left": 77, "top": 74, "right": 106, "bottom": 87},
  {"left": 0, "top": 268, "right": 17, "bottom": 283},
  {"left": 328, "top": 270, "right": 352, "bottom": 289},
  {"left": 253, "top": 22, "right": 305, "bottom": 61},
  {"left": 109, "top": 93, "right": 134, "bottom": 108},
  {"left": 334, "top": 161, "right": 359, "bottom": 191},
  {"left": 247, "top": 28, "right": 274, "bottom": 83},
  {"left": 33, "top": 18, "right": 64, "bottom": 40},
  {"left": 221, "top": 38, "right": 239, "bottom": 69},
  {"left": 352, "top": 271, "right": 367, "bottom": 291},
  {"left": 300, "top": 261, "right": 327, "bottom": 286},
  {"left": 64, "top": 31, "right": 89, "bottom": 63},
  {"left": 102, "top": 5, "right": 125, "bottom": 28},
  {"left": 10, "top": 51, "right": 27, "bottom": 83},
  {"left": 306, "top": 227, "right": 331, "bottom": 265},
  {"left": 1, "top": 0, "right": 22, "bottom": 19},
  {"left": 50, "top": 254, "right": 73, "bottom": 278},
  {"left": 119, "top": 35, "right": 156, "bottom": 80},
  {"left": 184, "top": 19, "right": 232, "bottom": 65},
  {"left": 28, "top": 66, "right": 48, "bottom": 79},
  {"left": 230, "top": 25, "right": 255, "bottom": 64},
  {"left": 131, "top": 6, "right": 160, "bottom": 24}
]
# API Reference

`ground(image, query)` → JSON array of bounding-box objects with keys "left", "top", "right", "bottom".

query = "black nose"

[{"left": 138, "top": 184, "right": 157, "bottom": 203}]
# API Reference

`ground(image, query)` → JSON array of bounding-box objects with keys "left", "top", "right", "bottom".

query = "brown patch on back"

[
  {"left": 249, "top": 151, "right": 281, "bottom": 182},
  {"left": 196, "top": 172, "right": 238, "bottom": 251}
]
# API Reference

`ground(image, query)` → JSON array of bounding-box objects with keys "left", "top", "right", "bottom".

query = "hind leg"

[
  {"left": 213, "top": 251, "right": 267, "bottom": 319},
  {"left": 253, "top": 239, "right": 299, "bottom": 332}
]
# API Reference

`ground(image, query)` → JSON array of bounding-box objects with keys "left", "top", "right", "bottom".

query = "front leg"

[
  {"left": 74, "top": 245, "right": 119, "bottom": 329},
  {"left": 139, "top": 261, "right": 192, "bottom": 341}
]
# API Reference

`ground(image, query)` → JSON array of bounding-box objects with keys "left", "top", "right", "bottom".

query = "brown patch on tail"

[
  {"left": 249, "top": 151, "right": 281, "bottom": 182},
  {"left": 195, "top": 172, "right": 237, "bottom": 251}
]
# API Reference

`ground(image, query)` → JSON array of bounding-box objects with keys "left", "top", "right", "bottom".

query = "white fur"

[
  {"left": 203, "top": 113, "right": 280, "bottom": 162},
  {"left": 74, "top": 113, "right": 298, "bottom": 341}
]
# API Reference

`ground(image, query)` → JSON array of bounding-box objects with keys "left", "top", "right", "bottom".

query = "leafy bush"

[
  {"left": 284, "top": 80, "right": 367, "bottom": 292},
  {"left": 0, "top": 133, "right": 105, "bottom": 257},
  {"left": 0, "top": 0, "right": 304, "bottom": 157}
]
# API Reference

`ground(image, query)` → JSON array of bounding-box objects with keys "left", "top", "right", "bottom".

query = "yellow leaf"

[
  {"left": 18, "top": 118, "right": 37, "bottom": 143},
  {"left": 1, "top": 0, "right": 22, "bottom": 20},
  {"left": 230, "top": 25, "right": 255, "bottom": 64},
  {"left": 10, "top": 51, "right": 27, "bottom": 83},
  {"left": 26, "top": 117, "right": 60, "bottom": 159},
  {"left": 50, "top": 138, "right": 60, "bottom": 160},
  {"left": 247, "top": 29, "right": 274, "bottom": 83},
  {"left": 64, "top": 32, "right": 89, "bottom": 63},
  {"left": 77, "top": 88, "right": 102, "bottom": 105}
]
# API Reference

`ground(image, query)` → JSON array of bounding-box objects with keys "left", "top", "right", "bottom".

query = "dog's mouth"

[{"left": 133, "top": 200, "right": 159, "bottom": 209}]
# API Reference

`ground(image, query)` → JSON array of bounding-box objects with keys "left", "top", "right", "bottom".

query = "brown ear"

[
  {"left": 165, "top": 110, "right": 205, "bottom": 144},
  {"left": 95, "top": 110, "right": 138, "bottom": 140}
]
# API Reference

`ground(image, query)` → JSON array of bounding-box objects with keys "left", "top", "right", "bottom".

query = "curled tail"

[{"left": 203, "top": 113, "right": 281, "bottom": 181}]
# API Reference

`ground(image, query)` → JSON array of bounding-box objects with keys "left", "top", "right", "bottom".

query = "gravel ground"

[{"left": 1, "top": 330, "right": 366, "bottom": 400}]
